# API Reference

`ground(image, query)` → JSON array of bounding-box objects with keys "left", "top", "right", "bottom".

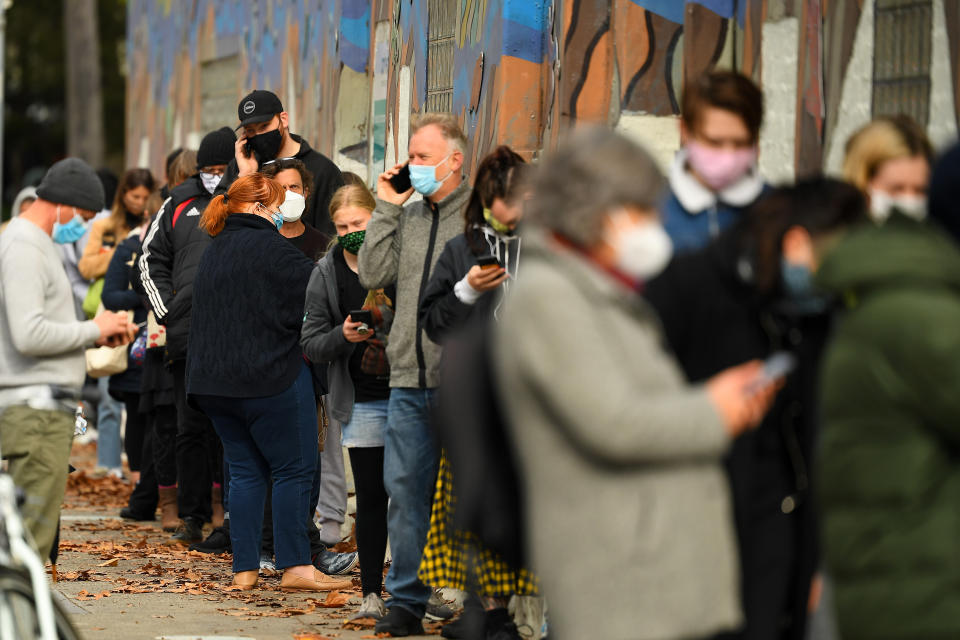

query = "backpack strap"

[{"left": 171, "top": 197, "right": 197, "bottom": 229}]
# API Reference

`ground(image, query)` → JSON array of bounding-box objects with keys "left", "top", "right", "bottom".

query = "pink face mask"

[{"left": 686, "top": 140, "right": 758, "bottom": 191}]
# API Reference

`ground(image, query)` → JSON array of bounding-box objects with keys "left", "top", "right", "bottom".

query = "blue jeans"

[
  {"left": 196, "top": 364, "right": 318, "bottom": 572},
  {"left": 383, "top": 388, "right": 439, "bottom": 618},
  {"left": 96, "top": 376, "right": 123, "bottom": 469}
]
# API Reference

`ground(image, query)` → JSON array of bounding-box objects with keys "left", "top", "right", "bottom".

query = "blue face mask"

[
  {"left": 52, "top": 207, "right": 88, "bottom": 244},
  {"left": 781, "top": 259, "right": 829, "bottom": 314},
  {"left": 409, "top": 154, "right": 452, "bottom": 197},
  {"left": 258, "top": 203, "right": 284, "bottom": 231}
]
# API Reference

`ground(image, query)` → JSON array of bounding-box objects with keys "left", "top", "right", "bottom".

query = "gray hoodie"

[{"left": 357, "top": 181, "right": 471, "bottom": 389}]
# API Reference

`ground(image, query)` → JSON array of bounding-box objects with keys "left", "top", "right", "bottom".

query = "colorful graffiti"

[{"left": 126, "top": 0, "right": 959, "bottom": 185}]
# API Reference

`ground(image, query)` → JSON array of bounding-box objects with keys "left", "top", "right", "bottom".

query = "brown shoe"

[
  {"left": 211, "top": 485, "right": 225, "bottom": 528},
  {"left": 232, "top": 570, "right": 259, "bottom": 590},
  {"left": 279, "top": 568, "right": 353, "bottom": 592},
  {"left": 158, "top": 487, "right": 179, "bottom": 532}
]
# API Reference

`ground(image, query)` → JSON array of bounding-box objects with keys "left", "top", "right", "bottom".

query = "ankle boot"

[
  {"left": 211, "top": 485, "right": 225, "bottom": 528},
  {"left": 158, "top": 487, "right": 179, "bottom": 532},
  {"left": 232, "top": 570, "right": 259, "bottom": 590}
]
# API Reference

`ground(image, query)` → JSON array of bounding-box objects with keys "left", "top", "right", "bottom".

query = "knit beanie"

[
  {"left": 35, "top": 158, "right": 105, "bottom": 212},
  {"left": 197, "top": 127, "right": 237, "bottom": 169},
  {"left": 929, "top": 142, "right": 960, "bottom": 246}
]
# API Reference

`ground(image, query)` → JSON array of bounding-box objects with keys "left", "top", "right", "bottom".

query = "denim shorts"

[{"left": 341, "top": 398, "right": 388, "bottom": 448}]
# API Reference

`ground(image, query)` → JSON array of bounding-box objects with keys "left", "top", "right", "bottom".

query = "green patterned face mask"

[
  {"left": 338, "top": 230, "right": 366, "bottom": 254},
  {"left": 483, "top": 207, "right": 513, "bottom": 235}
]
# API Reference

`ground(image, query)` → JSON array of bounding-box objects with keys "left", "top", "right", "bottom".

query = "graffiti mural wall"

[{"left": 126, "top": 0, "right": 959, "bottom": 184}]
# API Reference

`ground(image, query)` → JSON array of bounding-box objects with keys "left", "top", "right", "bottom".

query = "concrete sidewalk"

[{"left": 53, "top": 510, "right": 439, "bottom": 640}]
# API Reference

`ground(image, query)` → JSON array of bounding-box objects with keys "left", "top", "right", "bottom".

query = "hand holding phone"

[
  {"left": 388, "top": 164, "right": 412, "bottom": 194},
  {"left": 378, "top": 163, "right": 414, "bottom": 206},
  {"left": 235, "top": 135, "right": 259, "bottom": 177},
  {"left": 750, "top": 352, "right": 797, "bottom": 393},
  {"left": 344, "top": 310, "right": 375, "bottom": 342}
]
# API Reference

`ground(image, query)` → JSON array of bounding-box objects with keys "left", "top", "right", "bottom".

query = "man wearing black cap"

[
  {"left": 0, "top": 158, "right": 133, "bottom": 560},
  {"left": 140, "top": 127, "right": 236, "bottom": 545},
  {"left": 218, "top": 89, "right": 344, "bottom": 235}
]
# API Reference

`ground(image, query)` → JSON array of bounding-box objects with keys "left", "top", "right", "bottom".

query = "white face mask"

[
  {"left": 279, "top": 190, "right": 306, "bottom": 222},
  {"left": 869, "top": 189, "right": 927, "bottom": 223},
  {"left": 608, "top": 212, "right": 674, "bottom": 281},
  {"left": 200, "top": 172, "right": 223, "bottom": 195}
]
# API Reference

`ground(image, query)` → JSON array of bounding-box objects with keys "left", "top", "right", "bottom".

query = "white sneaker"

[
  {"left": 259, "top": 554, "right": 277, "bottom": 574},
  {"left": 350, "top": 592, "right": 387, "bottom": 621}
]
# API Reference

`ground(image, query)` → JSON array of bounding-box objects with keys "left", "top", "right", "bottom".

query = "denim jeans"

[
  {"left": 95, "top": 376, "right": 123, "bottom": 469},
  {"left": 196, "top": 364, "right": 318, "bottom": 572},
  {"left": 383, "top": 388, "right": 439, "bottom": 618}
]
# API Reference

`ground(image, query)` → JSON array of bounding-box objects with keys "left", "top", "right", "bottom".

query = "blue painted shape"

[
  {"left": 341, "top": 38, "right": 369, "bottom": 73},
  {"left": 501, "top": 19, "right": 547, "bottom": 64},
  {"left": 627, "top": 0, "right": 737, "bottom": 23}
]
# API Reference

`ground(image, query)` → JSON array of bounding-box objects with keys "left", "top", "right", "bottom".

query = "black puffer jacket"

[
  {"left": 645, "top": 224, "right": 826, "bottom": 640},
  {"left": 138, "top": 175, "right": 212, "bottom": 363},
  {"left": 419, "top": 226, "right": 521, "bottom": 344}
]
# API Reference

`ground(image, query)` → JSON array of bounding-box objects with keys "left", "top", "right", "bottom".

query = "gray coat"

[
  {"left": 493, "top": 233, "right": 743, "bottom": 640},
  {"left": 300, "top": 251, "right": 358, "bottom": 424},
  {"left": 357, "top": 181, "right": 471, "bottom": 388}
]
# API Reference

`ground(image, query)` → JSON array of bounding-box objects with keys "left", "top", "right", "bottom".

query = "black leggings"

[
  {"left": 349, "top": 446, "right": 389, "bottom": 595},
  {"left": 120, "top": 393, "right": 147, "bottom": 472}
]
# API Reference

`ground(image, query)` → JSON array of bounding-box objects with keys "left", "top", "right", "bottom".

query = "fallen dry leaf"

[
  {"left": 319, "top": 590, "right": 352, "bottom": 608},
  {"left": 293, "top": 634, "right": 334, "bottom": 640},
  {"left": 98, "top": 558, "right": 119, "bottom": 567}
]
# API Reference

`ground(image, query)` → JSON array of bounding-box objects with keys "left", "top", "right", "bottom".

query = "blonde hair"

[
  {"left": 167, "top": 149, "right": 198, "bottom": 188},
  {"left": 329, "top": 184, "right": 376, "bottom": 220},
  {"left": 410, "top": 112, "right": 468, "bottom": 155},
  {"left": 843, "top": 116, "right": 933, "bottom": 192}
]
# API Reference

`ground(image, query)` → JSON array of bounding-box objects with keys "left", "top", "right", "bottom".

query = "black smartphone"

[
  {"left": 388, "top": 164, "right": 412, "bottom": 193},
  {"left": 349, "top": 310, "right": 374, "bottom": 326},
  {"left": 476, "top": 254, "right": 501, "bottom": 270}
]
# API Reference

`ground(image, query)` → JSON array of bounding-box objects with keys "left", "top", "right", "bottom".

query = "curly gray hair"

[{"left": 526, "top": 128, "right": 664, "bottom": 246}]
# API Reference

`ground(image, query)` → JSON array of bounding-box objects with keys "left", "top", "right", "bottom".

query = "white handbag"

[{"left": 85, "top": 308, "right": 133, "bottom": 378}]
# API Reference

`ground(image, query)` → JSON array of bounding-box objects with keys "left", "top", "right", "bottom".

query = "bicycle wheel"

[{"left": 0, "top": 569, "right": 82, "bottom": 640}]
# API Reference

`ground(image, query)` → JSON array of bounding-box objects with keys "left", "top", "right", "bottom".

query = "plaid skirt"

[{"left": 418, "top": 453, "right": 539, "bottom": 598}]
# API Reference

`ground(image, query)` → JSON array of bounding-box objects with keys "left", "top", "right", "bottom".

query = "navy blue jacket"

[
  {"left": 186, "top": 214, "right": 315, "bottom": 399},
  {"left": 102, "top": 234, "right": 147, "bottom": 395}
]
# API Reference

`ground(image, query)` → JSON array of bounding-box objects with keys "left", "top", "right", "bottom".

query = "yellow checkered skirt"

[{"left": 418, "top": 453, "right": 539, "bottom": 598}]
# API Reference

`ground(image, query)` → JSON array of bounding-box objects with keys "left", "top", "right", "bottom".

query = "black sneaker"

[
  {"left": 484, "top": 608, "right": 522, "bottom": 640},
  {"left": 374, "top": 606, "right": 425, "bottom": 637},
  {"left": 163, "top": 517, "right": 203, "bottom": 546},
  {"left": 312, "top": 548, "right": 358, "bottom": 575},
  {"left": 442, "top": 596, "right": 484, "bottom": 639},
  {"left": 189, "top": 525, "right": 231, "bottom": 553}
]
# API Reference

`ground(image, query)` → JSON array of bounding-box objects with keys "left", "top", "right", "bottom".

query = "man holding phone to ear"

[
  {"left": 217, "top": 90, "right": 344, "bottom": 235},
  {"left": 357, "top": 113, "right": 473, "bottom": 637}
]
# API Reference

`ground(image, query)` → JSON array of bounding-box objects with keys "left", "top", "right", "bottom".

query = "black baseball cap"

[{"left": 237, "top": 90, "right": 283, "bottom": 126}]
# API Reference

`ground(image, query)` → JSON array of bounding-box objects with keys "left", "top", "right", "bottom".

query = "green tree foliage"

[{"left": 2, "top": 0, "right": 125, "bottom": 218}]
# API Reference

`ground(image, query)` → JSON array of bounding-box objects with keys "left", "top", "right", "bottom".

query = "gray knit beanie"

[{"left": 36, "top": 158, "right": 106, "bottom": 212}]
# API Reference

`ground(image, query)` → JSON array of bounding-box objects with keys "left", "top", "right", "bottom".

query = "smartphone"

[
  {"left": 388, "top": 164, "right": 412, "bottom": 193},
  {"left": 476, "top": 254, "right": 501, "bottom": 270},
  {"left": 749, "top": 351, "right": 797, "bottom": 393},
  {"left": 349, "top": 310, "right": 373, "bottom": 327}
]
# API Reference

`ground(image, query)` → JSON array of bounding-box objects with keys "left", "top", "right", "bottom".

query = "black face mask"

[{"left": 246, "top": 128, "right": 283, "bottom": 164}]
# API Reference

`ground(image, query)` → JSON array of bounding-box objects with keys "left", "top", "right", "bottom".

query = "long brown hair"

[
  {"left": 109, "top": 168, "right": 156, "bottom": 234},
  {"left": 200, "top": 173, "right": 285, "bottom": 236}
]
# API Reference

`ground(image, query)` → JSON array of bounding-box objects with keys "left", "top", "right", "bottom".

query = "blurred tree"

[
  {"left": 65, "top": 0, "right": 104, "bottom": 167},
  {"left": 2, "top": 0, "right": 125, "bottom": 219}
]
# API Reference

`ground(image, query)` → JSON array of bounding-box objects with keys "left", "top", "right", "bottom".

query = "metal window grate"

[
  {"left": 426, "top": 0, "right": 456, "bottom": 113},
  {"left": 872, "top": 0, "right": 932, "bottom": 127}
]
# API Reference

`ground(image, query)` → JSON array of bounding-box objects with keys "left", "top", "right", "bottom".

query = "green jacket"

[{"left": 816, "top": 215, "right": 960, "bottom": 639}]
